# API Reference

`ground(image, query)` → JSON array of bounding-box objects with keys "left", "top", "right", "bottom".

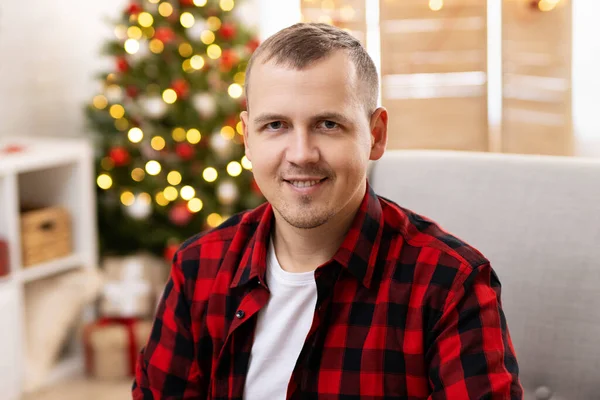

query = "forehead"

[{"left": 247, "top": 51, "right": 360, "bottom": 116}]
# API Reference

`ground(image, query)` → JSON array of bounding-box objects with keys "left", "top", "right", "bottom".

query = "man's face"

[{"left": 241, "top": 51, "right": 387, "bottom": 230}]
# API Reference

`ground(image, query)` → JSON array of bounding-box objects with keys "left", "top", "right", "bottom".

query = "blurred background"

[{"left": 0, "top": 0, "right": 598, "bottom": 399}]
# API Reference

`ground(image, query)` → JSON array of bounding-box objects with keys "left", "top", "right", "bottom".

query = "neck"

[{"left": 271, "top": 187, "right": 366, "bottom": 274}]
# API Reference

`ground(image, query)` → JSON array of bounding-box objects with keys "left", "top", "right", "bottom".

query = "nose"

[{"left": 285, "top": 128, "right": 320, "bottom": 166}]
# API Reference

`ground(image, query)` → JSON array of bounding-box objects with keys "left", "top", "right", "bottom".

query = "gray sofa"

[{"left": 370, "top": 150, "right": 600, "bottom": 400}]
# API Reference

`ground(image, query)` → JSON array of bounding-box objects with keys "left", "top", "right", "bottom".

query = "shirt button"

[{"left": 235, "top": 310, "right": 245, "bottom": 319}]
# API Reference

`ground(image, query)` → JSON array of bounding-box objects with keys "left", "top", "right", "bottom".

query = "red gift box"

[
  {"left": 83, "top": 317, "right": 152, "bottom": 379},
  {"left": 0, "top": 239, "right": 9, "bottom": 277}
]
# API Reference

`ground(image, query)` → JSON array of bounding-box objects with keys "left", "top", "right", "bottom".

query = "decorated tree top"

[{"left": 86, "top": 0, "right": 264, "bottom": 260}]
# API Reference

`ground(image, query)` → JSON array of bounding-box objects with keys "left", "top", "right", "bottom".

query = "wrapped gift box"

[{"left": 83, "top": 317, "right": 153, "bottom": 379}]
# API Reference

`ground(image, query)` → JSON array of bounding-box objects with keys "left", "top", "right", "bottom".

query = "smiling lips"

[{"left": 285, "top": 178, "right": 327, "bottom": 188}]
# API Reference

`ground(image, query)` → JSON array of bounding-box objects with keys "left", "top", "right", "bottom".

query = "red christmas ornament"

[
  {"left": 219, "top": 23, "right": 237, "bottom": 40},
  {"left": 179, "top": 0, "right": 195, "bottom": 6},
  {"left": 169, "top": 202, "right": 193, "bottom": 226},
  {"left": 175, "top": 142, "right": 195, "bottom": 160},
  {"left": 155, "top": 27, "right": 176, "bottom": 44},
  {"left": 246, "top": 38, "right": 260, "bottom": 53},
  {"left": 109, "top": 146, "right": 130, "bottom": 167},
  {"left": 126, "top": 86, "right": 139, "bottom": 98},
  {"left": 220, "top": 49, "right": 238, "bottom": 72},
  {"left": 171, "top": 79, "right": 190, "bottom": 99},
  {"left": 116, "top": 57, "right": 129, "bottom": 73},
  {"left": 127, "top": 3, "right": 143, "bottom": 15},
  {"left": 163, "top": 241, "right": 179, "bottom": 263}
]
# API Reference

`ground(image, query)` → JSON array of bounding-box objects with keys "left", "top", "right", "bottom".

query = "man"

[{"left": 133, "top": 23, "right": 522, "bottom": 399}]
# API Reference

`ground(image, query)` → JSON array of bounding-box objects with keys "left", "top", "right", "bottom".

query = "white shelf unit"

[{"left": 0, "top": 136, "right": 98, "bottom": 399}]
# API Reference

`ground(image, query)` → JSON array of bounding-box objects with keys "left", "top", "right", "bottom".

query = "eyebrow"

[{"left": 252, "top": 112, "right": 354, "bottom": 127}]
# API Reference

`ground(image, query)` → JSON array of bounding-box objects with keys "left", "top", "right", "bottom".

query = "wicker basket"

[{"left": 20, "top": 206, "right": 72, "bottom": 267}]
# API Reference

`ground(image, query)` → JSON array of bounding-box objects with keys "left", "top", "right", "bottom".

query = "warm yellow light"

[
  {"left": 149, "top": 38, "right": 164, "bottom": 54},
  {"left": 233, "top": 72, "right": 245, "bottom": 85},
  {"left": 187, "top": 198, "right": 203, "bottom": 212},
  {"left": 115, "top": 118, "right": 129, "bottom": 131},
  {"left": 172, "top": 127, "right": 187, "bottom": 142},
  {"left": 180, "top": 185, "right": 196, "bottom": 200},
  {"left": 167, "top": 171, "right": 182, "bottom": 185},
  {"left": 180, "top": 12, "right": 196, "bottom": 28},
  {"left": 93, "top": 95, "right": 108, "bottom": 109},
  {"left": 121, "top": 191, "right": 135, "bottom": 206},
  {"left": 128, "top": 127, "right": 144, "bottom": 143},
  {"left": 101, "top": 157, "right": 114, "bottom": 171},
  {"left": 538, "top": 0, "right": 560, "bottom": 11},
  {"left": 151, "top": 136, "right": 166, "bottom": 150},
  {"left": 127, "top": 26, "right": 143, "bottom": 40},
  {"left": 148, "top": 0, "right": 159, "bottom": 3},
  {"left": 207, "top": 16, "right": 222, "bottom": 31},
  {"left": 145, "top": 160, "right": 162, "bottom": 176},
  {"left": 187, "top": 129, "right": 201, "bottom": 144},
  {"left": 207, "top": 44, "right": 222, "bottom": 59},
  {"left": 162, "top": 89, "right": 178, "bottom": 104},
  {"left": 201, "top": 30, "right": 215, "bottom": 44},
  {"left": 125, "top": 39, "right": 140, "bottom": 54},
  {"left": 220, "top": 0, "right": 235, "bottom": 12},
  {"left": 138, "top": 12, "right": 154, "bottom": 27},
  {"left": 97, "top": 174, "right": 113, "bottom": 190},
  {"left": 429, "top": 0, "right": 443, "bottom": 11},
  {"left": 110, "top": 104, "right": 125, "bottom": 119},
  {"left": 207, "top": 213, "right": 223, "bottom": 227},
  {"left": 227, "top": 161, "right": 242, "bottom": 177},
  {"left": 178, "top": 42, "right": 193, "bottom": 57},
  {"left": 163, "top": 186, "right": 179, "bottom": 201},
  {"left": 158, "top": 2, "right": 173, "bottom": 17},
  {"left": 203, "top": 167, "right": 218, "bottom": 182},
  {"left": 194, "top": 0, "right": 207, "bottom": 5},
  {"left": 182, "top": 59, "right": 193, "bottom": 72},
  {"left": 236, "top": 121, "right": 244, "bottom": 135},
  {"left": 143, "top": 27, "right": 155, "bottom": 39},
  {"left": 138, "top": 192, "right": 151, "bottom": 204},
  {"left": 191, "top": 55, "right": 205, "bottom": 69},
  {"left": 131, "top": 168, "right": 145, "bottom": 182},
  {"left": 241, "top": 155, "right": 252, "bottom": 170},
  {"left": 155, "top": 191, "right": 169, "bottom": 206},
  {"left": 220, "top": 126, "right": 235, "bottom": 140},
  {"left": 228, "top": 83, "right": 243, "bottom": 99}
]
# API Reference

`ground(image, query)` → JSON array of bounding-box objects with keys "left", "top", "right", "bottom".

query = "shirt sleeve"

[
  {"left": 132, "top": 249, "right": 205, "bottom": 399},
  {"left": 427, "top": 262, "right": 523, "bottom": 399}
]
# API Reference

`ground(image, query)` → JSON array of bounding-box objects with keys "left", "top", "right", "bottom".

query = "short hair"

[{"left": 244, "top": 23, "right": 379, "bottom": 115}]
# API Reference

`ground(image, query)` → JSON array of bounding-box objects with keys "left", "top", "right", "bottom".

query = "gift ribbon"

[{"left": 84, "top": 317, "right": 139, "bottom": 376}]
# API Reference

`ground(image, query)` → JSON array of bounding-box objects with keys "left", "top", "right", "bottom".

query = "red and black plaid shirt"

[{"left": 133, "top": 184, "right": 522, "bottom": 399}]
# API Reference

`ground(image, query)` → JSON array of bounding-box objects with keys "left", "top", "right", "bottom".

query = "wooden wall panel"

[
  {"left": 502, "top": 0, "right": 573, "bottom": 155},
  {"left": 380, "top": 0, "right": 489, "bottom": 151}
]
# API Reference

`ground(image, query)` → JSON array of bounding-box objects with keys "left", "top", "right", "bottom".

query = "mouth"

[{"left": 283, "top": 178, "right": 328, "bottom": 190}]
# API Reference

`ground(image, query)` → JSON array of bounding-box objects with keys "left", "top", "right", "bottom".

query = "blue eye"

[
  {"left": 321, "top": 120, "right": 338, "bottom": 129},
  {"left": 267, "top": 121, "right": 283, "bottom": 130}
]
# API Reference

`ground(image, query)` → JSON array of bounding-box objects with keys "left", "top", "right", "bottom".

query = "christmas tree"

[{"left": 86, "top": 0, "right": 264, "bottom": 260}]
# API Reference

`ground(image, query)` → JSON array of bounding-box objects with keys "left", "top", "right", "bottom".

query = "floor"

[{"left": 22, "top": 378, "right": 132, "bottom": 400}]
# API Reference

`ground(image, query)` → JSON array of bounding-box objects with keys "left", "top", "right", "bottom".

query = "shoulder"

[{"left": 378, "top": 195, "right": 489, "bottom": 281}]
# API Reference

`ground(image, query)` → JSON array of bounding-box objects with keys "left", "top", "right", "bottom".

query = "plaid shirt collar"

[{"left": 230, "top": 182, "right": 383, "bottom": 290}]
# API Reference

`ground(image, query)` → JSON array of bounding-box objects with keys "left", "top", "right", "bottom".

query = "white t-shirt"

[{"left": 243, "top": 239, "right": 318, "bottom": 400}]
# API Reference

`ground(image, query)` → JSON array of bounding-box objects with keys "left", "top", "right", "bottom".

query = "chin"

[{"left": 278, "top": 206, "right": 334, "bottom": 230}]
